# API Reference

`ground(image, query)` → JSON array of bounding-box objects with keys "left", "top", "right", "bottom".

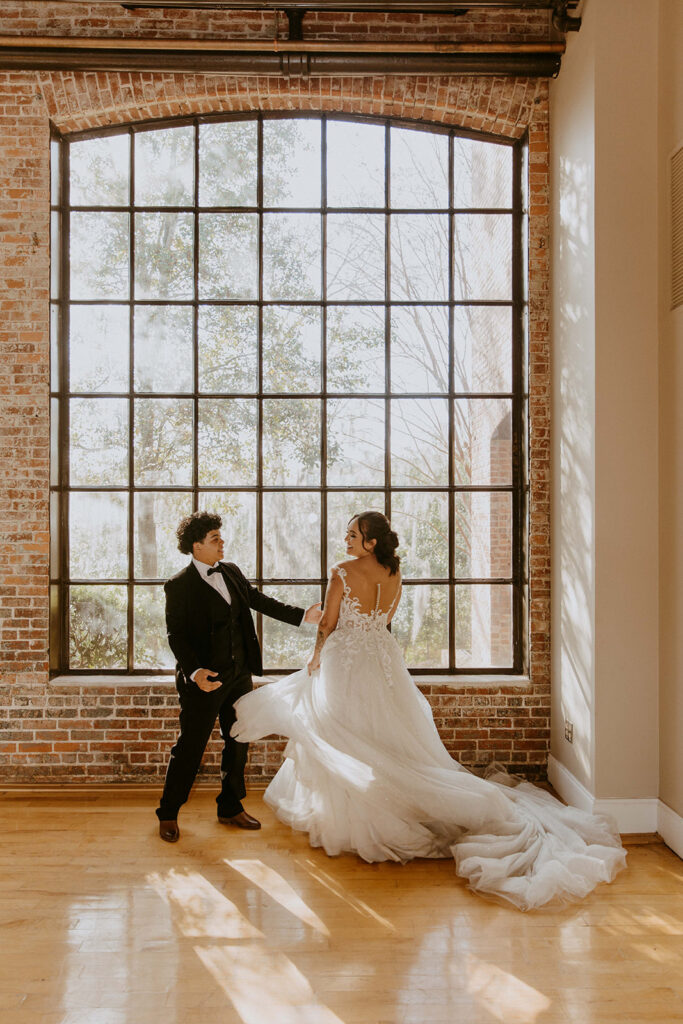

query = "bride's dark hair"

[{"left": 351, "top": 511, "right": 400, "bottom": 576}]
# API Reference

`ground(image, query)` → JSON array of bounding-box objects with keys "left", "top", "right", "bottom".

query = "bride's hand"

[
  {"left": 303, "top": 602, "right": 323, "bottom": 624},
  {"left": 307, "top": 653, "right": 321, "bottom": 675}
]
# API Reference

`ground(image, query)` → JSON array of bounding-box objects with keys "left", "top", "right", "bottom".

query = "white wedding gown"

[{"left": 231, "top": 567, "right": 626, "bottom": 911}]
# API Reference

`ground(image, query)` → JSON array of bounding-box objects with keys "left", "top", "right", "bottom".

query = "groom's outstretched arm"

[{"left": 227, "top": 563, "right": 306, "bottom": 627}]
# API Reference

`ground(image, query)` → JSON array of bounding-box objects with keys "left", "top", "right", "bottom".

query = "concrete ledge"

[{"left": 49, "top": 673, "right": 533, "bottom": 690}]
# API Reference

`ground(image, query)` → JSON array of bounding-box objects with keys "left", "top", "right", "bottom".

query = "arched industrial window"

[{"left": 50, "top": 113, "right": 527, "bottom": 675}]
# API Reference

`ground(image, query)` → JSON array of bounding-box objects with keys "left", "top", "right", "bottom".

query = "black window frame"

[{"left": 49, "top": 111, "right": 529, "bottom": 677}]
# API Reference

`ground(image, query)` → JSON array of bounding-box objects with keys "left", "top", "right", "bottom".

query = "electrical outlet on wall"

[{"left": 564, "top": 720, "right": 574, "bottom": 743}]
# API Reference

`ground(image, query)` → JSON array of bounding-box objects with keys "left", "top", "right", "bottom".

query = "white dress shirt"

[
  {"left": 190, "top": 557, "right": 231, "bottom": 682},
  {"left": 192, "top": 556, "right": 231, "bottom": 605}
]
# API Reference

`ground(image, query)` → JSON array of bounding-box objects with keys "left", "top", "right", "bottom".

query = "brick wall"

[
  {"left": 0, "top": 1, "right": 552, "bottom": 44},
  {"left": 0, "top": 6, "right": 551, "bottom": 786}
]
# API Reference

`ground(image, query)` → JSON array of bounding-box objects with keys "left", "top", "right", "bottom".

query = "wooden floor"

[{"left": 1, "top": 790, "right": 682, "bottom": 1024}]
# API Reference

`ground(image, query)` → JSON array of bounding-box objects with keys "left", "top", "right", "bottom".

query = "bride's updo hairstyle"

[{"left": 353, "top": 511, "right": 400, "bottom": 576}]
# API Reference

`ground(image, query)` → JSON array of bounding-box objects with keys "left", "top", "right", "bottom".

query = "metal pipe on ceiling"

[{"left": 0, "top": 34, "right": 564, "bottom": 75}]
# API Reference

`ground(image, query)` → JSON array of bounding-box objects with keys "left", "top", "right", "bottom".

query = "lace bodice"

[{"left": 333, "top": 565, "right": 401, "bottom": 634}]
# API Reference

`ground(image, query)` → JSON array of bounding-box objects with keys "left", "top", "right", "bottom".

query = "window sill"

[{"left": 50, "top": 673, "right": 532, "bottom": 690}]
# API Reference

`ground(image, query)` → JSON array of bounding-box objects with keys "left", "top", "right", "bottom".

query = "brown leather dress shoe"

[
  {"left": 218, "top": 811, "right": 261, "bottom": 830},
  {"left": 159, "top": 819, "right": 179, "bottom": 843}
]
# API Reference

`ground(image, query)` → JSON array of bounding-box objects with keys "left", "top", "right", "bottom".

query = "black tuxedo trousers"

[{"left": 156, "top": 561, "right": 304, "bottom": 821}]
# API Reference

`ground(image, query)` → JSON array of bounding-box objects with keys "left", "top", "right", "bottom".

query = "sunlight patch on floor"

[
  {"left": 195, "top": 944, "right": 346, "bottom": 1024},
  {"left": 148, "top": 869, "right": 262, "bottom": 939},
  {"left": 226, "top": 859, "right": 330, "bottom": 936},
  {"left": 461, "top": 954, "right": 551, "bottom": 1023}
]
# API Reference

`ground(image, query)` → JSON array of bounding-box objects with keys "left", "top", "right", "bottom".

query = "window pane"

[
  {"left": 50, "top": 397, "right": 59, "bottom": 488},
  {"left": 391, "top": 492, "right": 448, "bottom": 579},
  {"left": 327, "top": 306, "right": 385, "bottom": 393},
  {"left": 69, "top": 585, "right": 127, "bottom": 669},
  {"left": 70, "top": 134, "right": 129, "bottom": 206},
  {"left": 390, "top": 306, "right": 448, "bottom": 394},
  {"left": 135, "top": 212, "right": 194, "bottom": 300},
  {"left": 390, "top": 398, "right": 448, "bottom": 487},
  {"left": 453, "top": 214, "right": 512, "bottom": 300},
  {"left": 70, "top": 492, "right": 128, "bottom": 580},
  {"left": 51, "top": 304, "right": 59, "bottom": 392},
  {"left": 263, "top": 119, "right": 321, "bottom": 207},
  {"left": 198, "top": 399, "right": 257, "bottom": 487},
  {"left": 327, "top": 213, "right": 385, "bottom": 301},
  {"left": 455, "top": 492, "right": 512, "bottom": 579},
  {"left": 453, "top": 137, "right": 512, "bottom": 209},
  {"left": 327, "top": 398, "right": 385, "bottom": 486},
  {"left": 456, "top": 584, "right": 512, "bottom": 668},
  {"left": 51, "top": 137, "right": 61, "bottom": 206},
  {"left": 198, "top": 306, "right": 258, "bottom": 394},
  {"left": 327, "top": 120, "right": 384, "bottom": 208},
  {"left": 50, "top": 491, "right": 59, "bottom": 578},
  {"left": 135, "top": 126, "right": 194, "bottom": 207},
  {"left": 135, "top": 306, "right": 193, "bottom": 393},
  {"left": 263, "top": 306, "right": 321, "bottom": 393},
  {"left": 453, "top": 398, "right": 512, "bottom": 486},
  {"left": 51, "top": 211, "right": 60, "bottom": 299},
  {"left": 202, "top": 491, "right": 257, "bottom": 578},
  {"left": 199, "top": 213, "right": 258, "bottom": 299},
  {"left": 70, "top": 398, "right": 128, "bottom": 486},
  {"left": 134, "top": 586, "right": 175, "bottom": 669},
  {"left": 391, "top": 126, "right": 448, "bottom": 209},
  {"left": 199, "top": 121, "right": 257, "bottom": 207},
  {"left": 392, "top": 584, "right": 449, "bottom": 669},
  {"left": 453, "top": 306, "right": 512, "bottom": 393},
  {"left": 327, "top": 491, "right": 384, "bottom": 565},
  {"left": 70, "top": 212, "right": 129, "bottom": 300},
  {"left": 391, "top": 214, "right": 448, "bottom": 301},
  {"left": 263, "top": 492, "right": 320, "bottom": 578},
  {"left": 134, "top": 491, "right": 192, "bottom": 579},
  {"left": 263, "top": 399, "right": 321, "bottom": 486},
  {"left": 263, "top": 213, "right": 321, "bottom": 300},
  {"left": 262, "top": 585, "right": 320, "bottom": 669},
  {"left": 70, "top": 305, "right": 129, "bottom": 393},
  {"left": 134, "top": 398, "right": 193, "bottom": 485}
]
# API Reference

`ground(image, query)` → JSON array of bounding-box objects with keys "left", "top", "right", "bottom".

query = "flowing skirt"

[{"left": 231, "top": 627, "right": 626, "bottom": 911}]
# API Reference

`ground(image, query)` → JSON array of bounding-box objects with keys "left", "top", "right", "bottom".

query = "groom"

[{"left": 156, "top": 510, "right": 321, "bottom": 842}]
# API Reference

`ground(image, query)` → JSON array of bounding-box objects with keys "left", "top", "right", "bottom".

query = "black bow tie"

[{"left": 207, "top": 564, "right": 222, "bottom": 576}]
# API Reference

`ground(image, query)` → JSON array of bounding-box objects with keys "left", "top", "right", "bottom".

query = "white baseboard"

[
  {"left": 548, "top": 754, "right": 677, "bottom": 840},
  {"left": 547, "top": 754, "right": 594, "bottom": 813},
  {"left": 592, "top": 797, "right": 659, "bottom": 834},
  {"left": 658, "top": 800, "right": 683, "bottom": 859}
]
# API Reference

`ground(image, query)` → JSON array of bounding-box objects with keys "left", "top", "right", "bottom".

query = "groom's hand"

[
  {"left": 303, "top": 602, "right": 323, "bottom": 624},
  {"left": 194, "top": 669, "right": 222, "bottom": 692}
]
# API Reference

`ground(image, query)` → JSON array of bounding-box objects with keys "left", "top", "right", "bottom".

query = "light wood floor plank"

[{"left": 1, "top": 789, "right": 682, "bottom": 1024}]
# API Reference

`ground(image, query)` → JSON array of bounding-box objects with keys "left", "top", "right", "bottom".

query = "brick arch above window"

[{"left": 39, "top": 71, "right": 547, "bottom": 139}]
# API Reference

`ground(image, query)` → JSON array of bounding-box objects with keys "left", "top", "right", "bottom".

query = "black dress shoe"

[
  {"left": 159, "top": 819, "right": 179, "bottom": 843},
  {"left": 218, "top": 811, "right": 261, "bottom": 830}
]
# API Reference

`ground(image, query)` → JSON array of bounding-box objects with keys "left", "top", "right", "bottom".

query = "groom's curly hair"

[{"left": 176, "top": 511, "right": 222, "bottom": 555}]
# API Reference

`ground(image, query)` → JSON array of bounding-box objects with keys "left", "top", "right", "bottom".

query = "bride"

[{"left": 231, "top": 511, "right": 626, "bottom": 911}]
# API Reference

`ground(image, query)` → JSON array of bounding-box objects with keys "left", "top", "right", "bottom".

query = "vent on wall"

[{"left": 673, "top": 145, "right": 683, "bottom": 310}]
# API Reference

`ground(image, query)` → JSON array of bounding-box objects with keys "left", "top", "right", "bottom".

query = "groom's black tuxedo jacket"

[{"left": 164, "top": 561, "right": 305, "bottom": 684}]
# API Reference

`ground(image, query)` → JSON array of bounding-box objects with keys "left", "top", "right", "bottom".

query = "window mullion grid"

[
  {"left": 127, "top": 126, "right": 135, "bottom": 673},
  {"left": 384, "top": 122, "right": 391, "bottom": 529},
  {"left": 60, "top": 116, "right": 524, "bottom": 678},
  {"left": 192, "top": 119, "right": 200, "bottom": 515},
  {"left": 256, "top": 115, "right": 264, "bottom": 649},
  {"left": 59, "top": 137, "right": 71, "bottom": 674},
  {"left": 320, "top": 116, "right": 328, "bottom": 606},
  {"left": 448, "top": 131, "right": 456, "bottom": 673},
  {"left": 511, "top": 138, "right": 525, "bottom": 675}
]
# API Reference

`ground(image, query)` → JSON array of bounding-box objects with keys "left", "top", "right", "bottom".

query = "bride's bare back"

[{"left": 335, "top": 559, "right": 402, "bottom": 620}]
